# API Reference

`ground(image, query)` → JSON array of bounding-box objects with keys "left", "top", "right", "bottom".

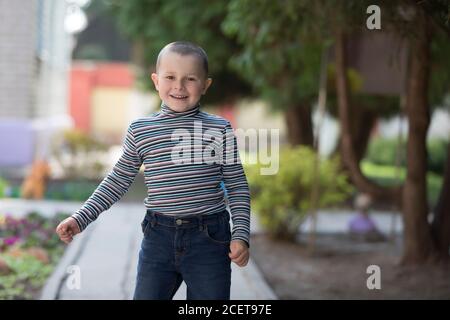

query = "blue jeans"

[{"left": 133, "top": 209, "right": 232, "bottom": 300}]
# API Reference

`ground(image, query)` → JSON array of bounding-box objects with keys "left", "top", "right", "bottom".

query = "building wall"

[
  {"left": 91, "top": 87, "right": 130, "bottom": 142},
  {"left": 70, "top": 62, "right": 156, "bottom": 144},
  {"left": 0, "top": 0, "right": 37, "bottom": 118},
  {"left": 0, "top": 0, "right": 72, "bottom": 173},
  {"left": 35, "top": 0, "right": 71, "bottom": 118},
  {"left": 0, "top": 0, "right": 70, "bottom": 119},
  {"left": 70, "top": 64, "right": 95, "bottom": 132}
]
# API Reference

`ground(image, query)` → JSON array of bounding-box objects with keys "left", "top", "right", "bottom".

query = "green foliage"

[
  {"left": 110, "top": 0, "right": 229, "bottom": 70},
  {"left": 365, "top": 137, "right": 448, "bottom": 175},
  {"left": 360, "top": 161, "right": 443, "bottom": 207},
  {"left": 0, "top": 254, "right": 53, "bottom": 300},
  {"left": 106, "top": 0, "right": 252, "bottom": 104},
  {"left": 427, "top": 139, "right": 449, "bottom": 175},
  {"left": 430, "top": 30, "right": 450, "bottom": 108},
  {"left": 245, "top": 146, "right": 353, "bottom": 241},
  {"left": 222, "top": 0, "right": 324, "bottom": 109},
  {"left": 0, "top": 177, "right": 8, "bottom": 198},
  {"left": 366, "top": 138, "right": 406, "bottom": 168},
  {"left": 0, "top": 179, "right": 21, "bottom": 199},
  {"left": 45, "top": 180, "right": 99, "bottom": 201}
]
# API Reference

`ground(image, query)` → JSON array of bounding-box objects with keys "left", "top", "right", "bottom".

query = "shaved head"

[{"left": 156, "top": 41, "right": 209, "bottom": 77}]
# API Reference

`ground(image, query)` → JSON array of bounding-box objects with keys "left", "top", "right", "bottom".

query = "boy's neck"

[{"left": 161, "top": 102, "right": 200, "bottom": 117}]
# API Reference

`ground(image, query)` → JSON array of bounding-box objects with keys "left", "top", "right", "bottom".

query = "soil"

[{"left": 250, "top": 232, "right": 450, "bottom": 300}]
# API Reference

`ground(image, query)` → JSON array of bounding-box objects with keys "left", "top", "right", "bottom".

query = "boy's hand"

[
  {"left": 229, "top": 240, "right": 249, "bottom": 267},
  {"left": 56, "top": 217, "right": 81, "bottom": 244}
]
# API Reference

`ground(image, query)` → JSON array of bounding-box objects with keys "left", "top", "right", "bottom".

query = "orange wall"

[
  {"left": 69, "top": 63, "right": 134, "bottom": 134},
  {"left": 70, "top": 67, "right": 94, "bottom": 132}
]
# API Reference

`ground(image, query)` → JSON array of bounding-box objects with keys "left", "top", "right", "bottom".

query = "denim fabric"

[{"left": 133, "top": 209, "right": 232, "bottom": 300}]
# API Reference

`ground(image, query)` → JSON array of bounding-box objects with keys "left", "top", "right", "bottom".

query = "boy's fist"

[
  {"left": 229, "top": 240, "right": 249, "bottom": 267},
  {"left": 56, "top": 217, "right": 80, "bottom": 244}
]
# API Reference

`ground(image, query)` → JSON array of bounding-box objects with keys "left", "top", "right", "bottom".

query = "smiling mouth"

[{"left": 170, "top": 94, "right": 188, "bottom": 100}]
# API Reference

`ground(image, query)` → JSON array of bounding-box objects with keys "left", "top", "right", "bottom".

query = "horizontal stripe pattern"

[{"left": 72, "top": 103, "right": 251, "bottom": 245}]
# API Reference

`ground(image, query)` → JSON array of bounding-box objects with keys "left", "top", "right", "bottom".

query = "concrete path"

[{"left": 0, "top": 199, "right": 275, "bottom": 300}]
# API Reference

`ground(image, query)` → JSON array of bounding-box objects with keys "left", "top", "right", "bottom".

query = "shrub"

[
  {"left": 365, "top": 138, "right": 406, "bottom": 167},
  {"left": 45, "top": 180, "right": 99, "bottom": 201},
  {"left": 366, "top": 137, "right": 448, "bottom": 175},
  {"left": 0, "top": 177, "right": 8, "bottom": 197},
  {"left": 246, "top": 146, "right": 353, "bottom": 241},
  {"left": 427, "top": 139, "right": 449, "bottom": 175}
]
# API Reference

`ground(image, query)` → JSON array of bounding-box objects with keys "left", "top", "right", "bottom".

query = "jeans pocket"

[
  {"left": 141, "top": 218, "right": 151, "bottom": 237},
  {"left": 203, "top": 220, "right": 231, "bottom": 245}
]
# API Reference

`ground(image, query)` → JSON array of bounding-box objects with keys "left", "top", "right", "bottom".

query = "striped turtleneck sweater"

[{"left": 71, "top": 103, "right": 251, "bottom": 245}]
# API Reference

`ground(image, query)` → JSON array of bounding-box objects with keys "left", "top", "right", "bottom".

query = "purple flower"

[{"left": 4, "top": 236, "right": 20, "bottom": 246}]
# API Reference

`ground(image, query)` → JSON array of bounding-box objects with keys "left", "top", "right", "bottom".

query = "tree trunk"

[
  {"left": 351, "top": 107, "right": 377, "bottom": 163},
  {"left": 401, "top": 9, "right": 437, "bottom": 265},
  {"left": 334, "top": 106, "right": 377, "bottom": 163},
  {"left": 334, "top": 30, "right": 401, "bottom": 205},
  {"left": 431, "top": 142, "right": 450, "bottom": 262},
  {"left": 284, "top": 105, "right": 314, "bottom": 147}
]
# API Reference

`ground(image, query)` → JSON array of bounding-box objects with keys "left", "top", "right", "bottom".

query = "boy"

[{"left": 56, "top": 41, "right": 250, "bottom": 300}]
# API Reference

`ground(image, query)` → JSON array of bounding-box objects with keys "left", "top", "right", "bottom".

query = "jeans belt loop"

[{"left": 150, "top": 212, "right": 156, "bottom": 227}]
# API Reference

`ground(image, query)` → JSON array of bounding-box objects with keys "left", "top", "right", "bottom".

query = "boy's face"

[{"left": 151, "top": 51, "right": 212, "bottom": 112}]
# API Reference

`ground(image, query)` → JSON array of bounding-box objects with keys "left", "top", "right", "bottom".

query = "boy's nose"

[{"left": 174, "top": 80, "right": 185, "bottom": 89}]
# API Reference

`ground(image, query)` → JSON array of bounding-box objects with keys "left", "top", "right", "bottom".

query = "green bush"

[
  {"left": 366, "top": 138, "right": 406, "bottom": 167},
  {"left": 0, "top": 177, "right": 8, "bottom": 198},
  {"left": 45, "top": 180, "right": 99, "bottom": 201},
  {"left": 366, "top": 137, "right": 448, "bottom": 175},
  {"left": 360, "top": 161, "right": 443, "bottom": 207},
  {"left": 0, "top": 178, "right": 23, "bottom": 199},
  {"left": 245, "top": 146, "right": 353, "bottom": 241},
  {"left": 427, "top": 139, "right": 449, "bottom": 175}
]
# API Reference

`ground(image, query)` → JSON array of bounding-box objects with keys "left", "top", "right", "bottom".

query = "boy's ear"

[
  {"left": 202, "top": 78, "right": 212, "bottom": 95},
  {"left": 151, "top": 73, "right": 159, "bottom": 91}
]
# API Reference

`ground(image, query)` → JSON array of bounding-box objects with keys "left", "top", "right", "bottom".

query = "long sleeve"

[
  {"left": 221, "top": 121, "right": 251, "bottom": 247},
  {"left": 71, "top": 123, "right": 143, "bottom": 231}
]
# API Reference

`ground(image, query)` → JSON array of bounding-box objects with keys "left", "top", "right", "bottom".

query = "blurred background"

[{"left": 0, "top": 0, "right": 449, "bottom": 300}]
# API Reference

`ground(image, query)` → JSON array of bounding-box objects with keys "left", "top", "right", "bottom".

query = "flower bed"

[{"left": 0, "top": 211, "right": 69, "bottom": 299}]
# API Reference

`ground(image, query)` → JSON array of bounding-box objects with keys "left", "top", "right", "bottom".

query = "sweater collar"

[{"left": 160, "top": 102, "right": 200, "bottom": 118}]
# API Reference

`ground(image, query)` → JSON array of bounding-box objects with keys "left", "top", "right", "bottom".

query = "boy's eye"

[
  {"left": 188, "top": 77, "right": 196, "bottom": 81},
  {"left": 166, "top": 76, "right": 174, "bottom": 80}
]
